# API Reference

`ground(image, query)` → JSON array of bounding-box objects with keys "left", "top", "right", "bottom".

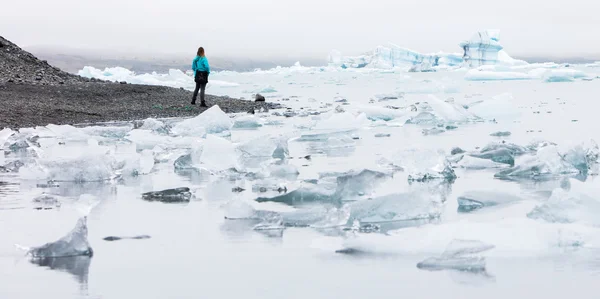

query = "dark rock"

[
  {"left": 119, "top": 81, "right": 127, "bottom": 84},
  {"left": 142, "top": 187, "right": 192, "bottom": 203},
  {"left": 231, "top": 187, "right": 246, "bottom": 193},
  {"left": 255, "top": 94, "right": 266, "bottom": 102},
  {"left": 450, "top": 147, "right": 466, "bottom": 155},
  {"left": 103, "top": 235, "right": 151, "bottom": 241}
]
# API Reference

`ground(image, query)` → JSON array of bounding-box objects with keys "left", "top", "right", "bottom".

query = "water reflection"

[{"left": 31, "top": 256, "right": 92, "bottom": 287}]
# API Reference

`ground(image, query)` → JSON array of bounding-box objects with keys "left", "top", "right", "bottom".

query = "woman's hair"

[{"left": 197, "top": 47, "right": 205, "bottom": 57}]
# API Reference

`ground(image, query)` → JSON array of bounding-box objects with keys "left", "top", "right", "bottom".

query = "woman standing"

[{"left": 191, "top": 47, "right": 210, "bottom": 107}]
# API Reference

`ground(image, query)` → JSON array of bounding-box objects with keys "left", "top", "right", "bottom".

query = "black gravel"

[{"left": 0, "top": 36, "right": 280, "bottom": 129}]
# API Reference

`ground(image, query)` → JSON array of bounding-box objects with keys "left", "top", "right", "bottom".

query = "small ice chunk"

[
  {"left": 334, "top": 169, "right": 390, "bottom": 201},
  {"left": 199, "top": 134, "right": 239, "bottom": 172},
  {"left": 255, "top": 185, "right": 337, "bottom": 207},
  {"left": 490, "top": 131, "right": 511, "bottom": 137},
  {"left": 468, "top": 93, "right": 521, "bottom": 121},
  {"left": 457, "top": 191, "right": 522, "bottom": 212},
  {"left": 139, "top": 118, "right": 169, "bottom": 134},
  {"left": 26, "top": 217, "right": 93, "bottom": 258},
  {"left": 470, "top": 148, "right": 516, "bottom": 166},
  {"left": 417, "top": 239, "right": 494, "bottom": 272},
  {"left": 269, "top": 164, "right": 300, "bottom": 178},
  {"left": 348, "top": 191, "right": 443, "bottom": 223},
  {"left": 455, "top": 155, "right": 510, "bottom": 170},
  {"left": 527, "top": 180, "right": 600, "bottom": 226},
  {"left": 233, "top": 115, "right": 264, "bottom": 129},
  {"left": 393, "top": 148, "right": 456, "bottom": 182},
  {"left": 543, "top": 69, "right": 589, "bottom": 82},
  {"left": 359, "top": 106, "right": 407, "bottom": 122},
  {"left": 172, "top": 105, "right": 232, "bottom": 136},
  {"left": 495, "top": 145, "right": 582, "bottom": 180},
  {"left": 142, "top": 187, "right": 192, "bottom": 203}
]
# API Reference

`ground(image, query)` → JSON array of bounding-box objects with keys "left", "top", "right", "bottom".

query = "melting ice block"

[
  {"left": 172, "top": 105, "right": 232, "bottom": 136},
  {"left": 417, "top": 239, "right": 494, "bottom": 272},
  {"left": 27, "top": 217, "right": 93, "bottom": 258},
  {"left": 255, "top": 184, "right": 338, "bottom": 207}
]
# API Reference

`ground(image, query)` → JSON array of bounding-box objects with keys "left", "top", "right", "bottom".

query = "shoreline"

[{"left": 0, "top": 82, "right": 279, "bottom": 129}]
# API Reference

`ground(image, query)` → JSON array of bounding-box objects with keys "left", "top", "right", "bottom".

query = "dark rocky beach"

[{"left": 0, "top": 36, "right": 278, "bottom": 129}]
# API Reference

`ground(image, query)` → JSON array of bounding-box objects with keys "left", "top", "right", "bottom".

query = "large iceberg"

[{"left": 329, "top": 30, "right": 526, "bottom": 69}]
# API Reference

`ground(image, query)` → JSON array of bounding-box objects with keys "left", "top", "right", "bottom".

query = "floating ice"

[
  {"left": 495, "top": 145, "right": 582, "bottom": 180},
  {"left": 233, "top": 115, "right": 264, "bottom": 129},
  {"left": 269, "top": 164, "right": 300, "bottom": 178},
  {"left": 172, "top": 105, "right": 232, "bottom": 136},
  {"left": 543, "top": 69, "right": 589, "bottom": 82},
  {"left": 333, "top": 169, "right": 390, "bottom": 201},
  {"left": 457, "top": 191, "right": 523, "bottom": 212},
  {"left": 142, "top": 187, "right": 192, "bottom": 203},
  {"left": 392, "top": 148, "right": 456, "bottom": 182},
  {"left": 527, "top": 180, "right": 600, "bottom": 226},
  {"left": 119, "top": 149, "right": 155, "bottom": 176},
  {"left": 467, "top": 93, "right": 521, "bottom": 121},
  {"left": 347, "top": 191, "right": 443, "bottom": 224},
  {"left": 32, "top": 194, "right": 62, "bottom": 210},
  {"left": 464, "top": 69, "right": 535, "bottom": 81},
  {"left": 470, "top": 148, "right": 517, "bottom": 166},
  {"left": 311, "top": 111, "right": 368, "bottom": 132},
  {"left": 19, "top": 143, "right": 116, "bottom": 182},
  {"left": 454, "top": 155, "right": 510, "bottom": 170},
  {"left": 255, "top": 184, "right": 337, "bottom": 207},
  {"left": 26, "top": 217, "right": 93, "bottom": 258},
  {"left": 357, "top": 106, "right": 407, "bottom": 122},
  {"left": 199, "top": 134, "right": 239, "bottom": 172},
  {"left": 417, "top": 239, "right": 494, "bottom": 272}
]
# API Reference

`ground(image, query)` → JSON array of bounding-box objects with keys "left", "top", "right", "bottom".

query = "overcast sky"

[{"left": 2, "top": 0, "right": 598, "bottom": 60}]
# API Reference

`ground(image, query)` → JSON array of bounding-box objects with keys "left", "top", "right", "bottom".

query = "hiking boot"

[
  {"left": 191, "top": 100, "right": 196, "bottom": 105},
  {"left": 200, "top": 101, "right": 208, "bottom": 107}
]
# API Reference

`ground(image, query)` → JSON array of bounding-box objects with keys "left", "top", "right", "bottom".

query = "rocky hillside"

[{"left": 0, "top": 36, "right": 100, "bottom": 85}]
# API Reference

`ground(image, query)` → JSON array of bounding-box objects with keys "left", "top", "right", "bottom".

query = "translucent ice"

[
  {"left": 457, "top": 191, "right": 523, "bottom": 212},
  {"left": 470, "top": 148, "right": 516, "bottom": 166},
  {"left": 495, "top": 145, "right": 585, "bottom": 180},
  {"left": 454, "top": 155, "right": 510, "bottom": 170},
  {"left": 333, "top": 169, "right": 390, "bottom": 201},
  {"left": 0, "top": 128, "right": 15, "bottom": 148},
  {"left": 255, "top": 184, "right": 338, "bottom": 207},
  {"left": 527, "top": 180, "right": 600, "bottom": 226},
  {"left": 392, "top": 148, "right": 456, "bottom": 182},
  {"left": 172, "top": 105, "right": 232, "bottom": 136},
  {"left": 467, "top": 93, "right": 521, "bottom": 121},
  {"left": 347, "top": 191, "right": 443, "bottom": 223},
  {"left": 20, "top": 143, "right": 116, "bottom": 182},
  {"left": 417, "top": 239, "right": 494, "bottom": 272},
  {"left": 199, "top": 134, "right": 239, "bottom": 172},
  {"left": 233, "top": 115, "right": 264, "bottom": 129},
  {"left": 543, "top": 69, "right": 589, "bottom": 82},
  {"left": 27, "top": 217, "right": 93, "bottom": 258},
  {"left": 139, "top": 118, "right": 169, "bottom": 134}
]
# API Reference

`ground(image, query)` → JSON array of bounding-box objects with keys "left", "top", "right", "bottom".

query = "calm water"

[{"left": 2, "top": 65, "right": 600, "bottom": 298}]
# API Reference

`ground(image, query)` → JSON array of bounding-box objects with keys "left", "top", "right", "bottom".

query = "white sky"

[{"left": 2, "top": 0, "right": 598, "bottom": 60}]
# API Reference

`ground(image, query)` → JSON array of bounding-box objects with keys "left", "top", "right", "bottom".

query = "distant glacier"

[{"left": 328, "top": 30, "right": 527, "bottom": 70}]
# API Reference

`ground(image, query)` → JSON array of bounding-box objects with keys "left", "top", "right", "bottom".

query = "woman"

[{"left": 191, "top": 47, "right": 210, "bottom": 107}]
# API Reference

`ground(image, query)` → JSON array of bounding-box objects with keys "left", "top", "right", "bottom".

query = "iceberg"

[
  {"left": 329, "top": 30, "right": 526, "bottom": 70},
  {"left": 543, "top": 69, "right": 590, "bottom": 82},
  {"left": 26, "top": 217, "right": 93, "bottom": 258},
  {"left": 392, "top": 148, "right": 457, "bottom": 182}
]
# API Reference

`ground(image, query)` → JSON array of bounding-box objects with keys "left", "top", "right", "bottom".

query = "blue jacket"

[{"left": 192, "top": 55, "right": 210, "bottom": 75}]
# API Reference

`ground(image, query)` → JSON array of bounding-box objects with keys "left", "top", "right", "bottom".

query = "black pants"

[{"left": 192, "top": 82, "right": 207, "bottom": 103}]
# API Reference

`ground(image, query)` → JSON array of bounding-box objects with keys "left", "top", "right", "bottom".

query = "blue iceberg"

[{"left": 329, "top": 30, "right": 526, "bottom": 70}]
